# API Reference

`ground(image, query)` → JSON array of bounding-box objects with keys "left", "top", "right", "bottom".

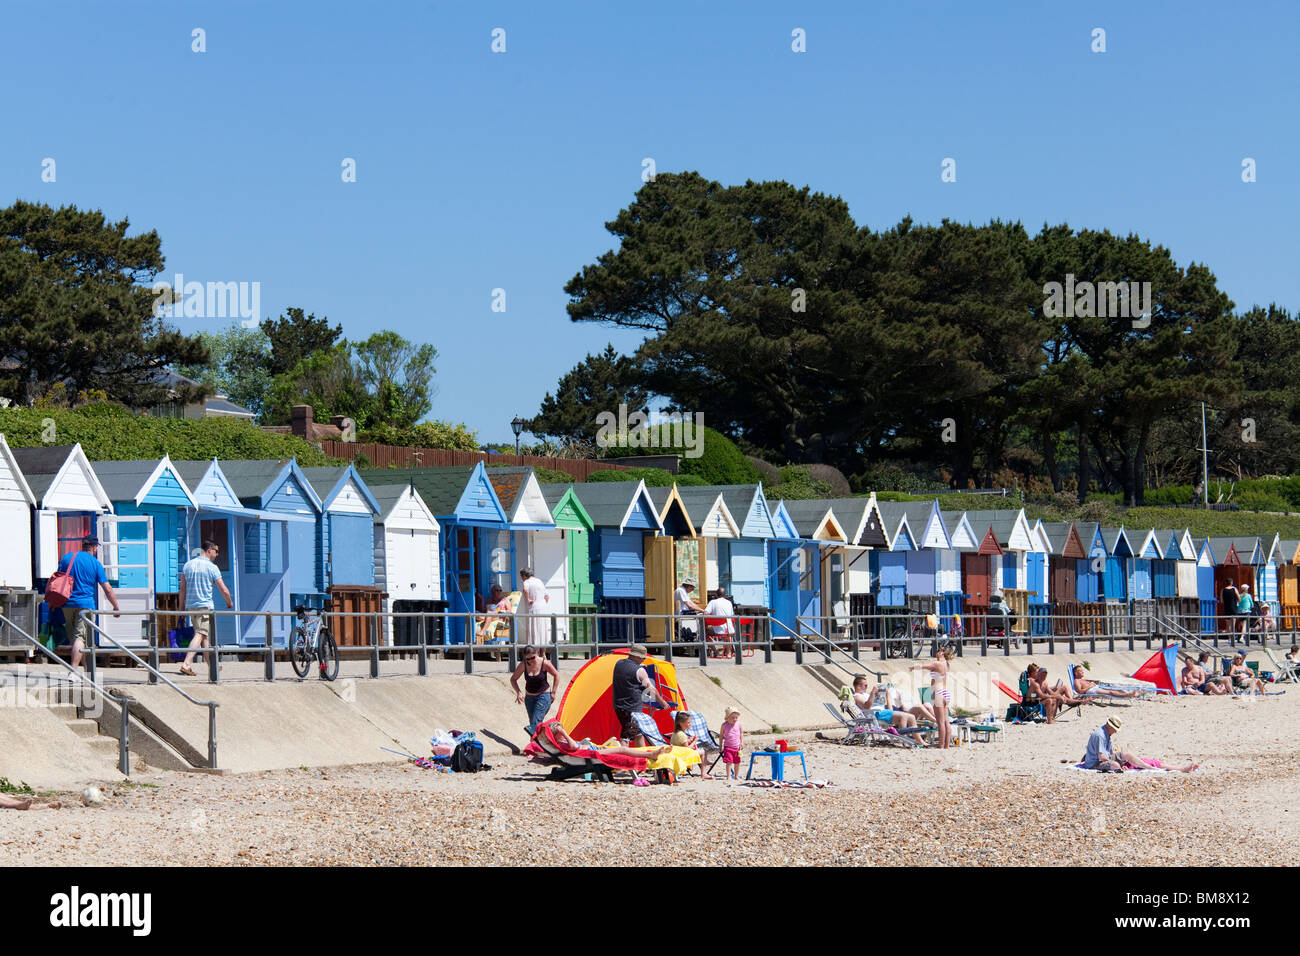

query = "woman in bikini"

[{"left": 912, "top": 646, "right": 954, "bottom": 749}]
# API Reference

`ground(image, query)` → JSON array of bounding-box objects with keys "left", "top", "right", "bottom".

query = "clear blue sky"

[{"left": 4, "top": 1, "right": 1296, "bottom": 444}]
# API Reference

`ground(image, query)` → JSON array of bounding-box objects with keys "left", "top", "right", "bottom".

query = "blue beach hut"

[
  {"left": 172, "top": 459, "right": 308, "bottom": 647},
  {"left": 715, "top": 485, "right": 777, "bottom": 610},
  {"left": 300, "top": 465, "right": 382, "bottom": 590}
]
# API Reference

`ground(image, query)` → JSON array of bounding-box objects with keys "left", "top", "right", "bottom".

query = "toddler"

[
  {"left": 671, "top": 711, "right": 711, "bottom": 779},
  {"left": 719, "top": 706, "right": 743, "bottom": 780}
]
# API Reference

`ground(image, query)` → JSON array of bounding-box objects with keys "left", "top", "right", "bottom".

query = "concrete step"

[
  {"left": 85, "top": 736, "right": 120, "bottom": 757},
  {"left": 65, "top": 718, "right": 101, "bottom": 738},
  {"left": 45, "top": 703, "right": 78, "bottom": 720}
]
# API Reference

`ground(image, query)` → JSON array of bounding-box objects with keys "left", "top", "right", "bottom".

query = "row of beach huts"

[{"left": 0, "top": 435, "right": 1294, "bottom": 655}]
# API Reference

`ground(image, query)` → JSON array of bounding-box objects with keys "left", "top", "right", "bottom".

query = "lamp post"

[{"left": 511, "top": 416, "right": 524, "bottom": 456}]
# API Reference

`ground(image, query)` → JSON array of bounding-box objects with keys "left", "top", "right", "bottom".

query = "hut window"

[{"left": 57, "top": 514, "right": 93, "bottom": 561}]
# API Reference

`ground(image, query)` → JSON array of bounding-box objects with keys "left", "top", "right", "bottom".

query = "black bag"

[{"left": 451, "top": 740, "right": 484, "bottom": 773}]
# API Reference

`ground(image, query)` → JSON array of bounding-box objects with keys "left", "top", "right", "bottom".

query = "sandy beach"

[{"left": 1, "top": 687, "right": 1295, "bottom": 866}]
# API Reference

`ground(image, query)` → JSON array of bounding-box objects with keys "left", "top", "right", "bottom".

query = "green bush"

[
  {"left": 1141, "top": 485, "right": 1196, "bottom": 506},
  {"left": 767, "top": 465, "right": 834, "bottom": 500},
  {"left": 602, "top": 424, "right": 761, "bottom": 485},
  {"left": 0, "top": 405, "right": 335, "bottom": 464},
  {"left": 359, "top": 420, "right": 479, "bottom": 450}
]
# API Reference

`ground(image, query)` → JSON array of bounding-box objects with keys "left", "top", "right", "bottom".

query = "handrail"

[
  {"left": 0, "top": 611, "right": 134, "bottom": 775},
  {"left": 76, "top": 611, "right": 220, "bottom": 769},
  {"left": 1155, "top": 613, "right": 1231, "bottom": 662},
  {"left": 770, "top": 615, "right": 885, "bottom": 682}
]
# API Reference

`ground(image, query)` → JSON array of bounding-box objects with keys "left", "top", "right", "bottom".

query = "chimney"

[{"left": 291, "top": 404, "right": 313, "bottom": 438}]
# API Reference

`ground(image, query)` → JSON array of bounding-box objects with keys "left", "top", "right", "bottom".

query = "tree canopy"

[
  {"left": 558, "top": 172, "right": 1281, "bottom": 504},
  {"left": 0, "top": 200, "right": 209, "bottom": 407}
]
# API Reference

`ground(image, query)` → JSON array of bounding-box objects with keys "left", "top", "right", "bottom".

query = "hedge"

[
  {"left": 601, "top": 424, "right": 761, "bottom": 485},
  {"left": 0, "top": 405, "right": 335, "bottom": 465}
]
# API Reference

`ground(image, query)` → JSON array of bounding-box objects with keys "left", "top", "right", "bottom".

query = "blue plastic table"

[{"left": 746, "top": 750, "right": 807, "bottom": 781}]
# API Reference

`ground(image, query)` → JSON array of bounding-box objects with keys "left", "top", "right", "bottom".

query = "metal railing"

[
  {"left": 0, "top": 611, "right": 135, "bottom": 775},
  {"left": 75, "top": 611, "right": 219, "bottom": 769},
  {"left": 771, "top": 615, "right": 886, "bottom": 684}
]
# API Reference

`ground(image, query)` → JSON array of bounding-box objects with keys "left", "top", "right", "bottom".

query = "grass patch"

[
  {"left": 707, "top": 675, "right": 721, "bottom": 687},
  {"left": 119, "top": 780, "right": 159, "bottom": 789},
  {"left": 769, "top": 724, "right": 784, "bottom": 734},
  {"left": 0, "top": 777, "right": 35, "bottom": 795}
]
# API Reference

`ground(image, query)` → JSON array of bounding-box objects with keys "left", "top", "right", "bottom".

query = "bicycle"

[
  {"left": 289, "top": 606, "right": 339, "bottom": 681},
  {"left": 887, "top": 617, "right": 932, "bottom": 658}
]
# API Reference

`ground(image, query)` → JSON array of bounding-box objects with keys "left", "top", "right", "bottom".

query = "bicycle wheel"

[
  {"left": 318, "top": 628, "right": 339, "bottom": 681},
  {"left": 289, "top": 626, "right": 311, "bottom": 678},
  {"left": 887, "top": 627, "right": 906, "bottom": 658}
]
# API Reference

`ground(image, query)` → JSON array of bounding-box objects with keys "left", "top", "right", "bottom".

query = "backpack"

[
  {"left": 451, "top": 740, "right": 484, "bottom": 773},
  {"left": 45, "top": 552, "right": 81, "bottom": 609}
]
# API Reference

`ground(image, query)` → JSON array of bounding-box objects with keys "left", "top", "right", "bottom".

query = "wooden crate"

[{"left": 327, "top": 586, "right": 386, "bottom": 658}]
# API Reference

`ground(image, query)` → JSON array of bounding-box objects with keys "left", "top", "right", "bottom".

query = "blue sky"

[{"left": 4, "top": 1, "right": 1296, "bottom": 444}]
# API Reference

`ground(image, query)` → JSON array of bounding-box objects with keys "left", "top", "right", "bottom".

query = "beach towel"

[
  {"left": 738, "top": 779, "right": 834, "bottom": 789},
  {"left": 1063, "top": 762, "right": 1171, "bottom": 774}
]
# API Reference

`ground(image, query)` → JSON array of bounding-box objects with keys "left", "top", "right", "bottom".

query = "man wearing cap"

[
  {"left": 611, "top": 645, "right": 668, "bottom": 746},
  {"left": 673, "top": 579, "right": 705, "bottom": 642},
  {"left": 519, "top": 568, "right": 550, "bottom": 645},
  {"left": 54, "top": 535, "right": 121, "bottom": 675}
]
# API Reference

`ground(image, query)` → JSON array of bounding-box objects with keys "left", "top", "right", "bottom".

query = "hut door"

[
  {"left": 768, "top": 543, "right": 799, "bottom": 637},
  {"left": 962, "top": 554, "right": 990, "bottom": 605},
  {"left": 797, "top": 545, "right": 821, "bottom": 635},
  {"left": 532, "top": 531, "right": 569, "bottom": 643},
  {"left": 642, "top": 535, "right": 675, "bottom": 642},
  {"left": 1051, "top": 558, "right": 1075, "bottom": 604},
  {"left": 96, "top": 515, "right": 153, "bottom": 649}
]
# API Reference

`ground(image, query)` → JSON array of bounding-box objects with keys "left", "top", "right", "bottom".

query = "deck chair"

[
  {"left": 846, "top": 701, "right": 929, "bottom": 747},
  {"left": 629, "top": 710, "right": 670, "bottom": 746},
  {"left": 1003, "top": 671, "right": 1045, "bottom": 721},
  {"left": 1263, "top": 648, "right": 1299, "bottom": 684},
  {"left": 528, "top": 720, "right": 645, "bottom": 782},
  {"left": 1066, "top": 664, "right": 1141, "bottom": 704},
  {"left": 1021, "top": 669, "right": 1082, "bottom": 720}
]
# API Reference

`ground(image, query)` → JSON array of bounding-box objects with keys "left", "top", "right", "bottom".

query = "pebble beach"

[{"left": 2, "top": 688, "right": 1295, "bottom": 867}]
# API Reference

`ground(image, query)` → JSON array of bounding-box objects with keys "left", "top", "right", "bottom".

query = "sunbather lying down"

[
  {"left": 548, "top": 723, "right": 701, "bottom": 774},
  {"left": 549, "top": 723, "right": 670, "bottom": 759},
  {"left": 1071, "top": 665, "right": 1140, "bottom": 698}
]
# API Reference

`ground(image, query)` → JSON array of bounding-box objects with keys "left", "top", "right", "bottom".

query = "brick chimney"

[{"left": 291, "top": 404, "right": 313, "bottom": 438}]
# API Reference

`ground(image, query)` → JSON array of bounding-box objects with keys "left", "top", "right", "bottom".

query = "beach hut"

[
  {"left": 644, "top": 485, "right": 701, "bottom": 643},
  {"left": 223, "top": 459, "right": 326, "bottom": 609},
  {"left": 770, "top": 499, "right": 848, "bottom": 637},
  {"left": 369, "top": 483, "right": 441, "bottom": 647},
  {"left": 963, "top": 509, "right": 1037, "bottom": 633},
  {"left": 1207, "top": 536, "right": 1262, "bottom": 632},
  {"left": 358, "top": 464, "right": 510, "bottom": 645},
  {"left": 90, "top": 458, "right": 196, "bottom": 601},
  {"left": 714, "top": 485, "right": 777, "bottom": 610},
  {"left": 1258, "top": 533, "right": 1282, "bottom": 617},
  {"left": 0, "top": 435, "right": 37, "bottom": 590},
  {"left": 872, "top": 503, "right": 919, "bottom": 612},
  {"left": 172, "top": 459, "right": 306, "bottom": 647},
  {"left": 13, "top": 444, "right": 114, "bottom": 580},
  {"left": 300, "top": 465, "right": 381, "bottom": 591},
  {"left": 1125, "top": 527, "right": 1160, "bottom": 635},
  {"left": 674, "top": 487, "right": 741, "bottom": 603},
  {"left": 1152, "top": 528, "right": 1198, "bottom": 634},
  {"left": 540, "top": 484, "right": 596, "bottom": 607},
  {"left": 1041, "top": 521, "right": 1089, "bottom": 636},
  {"left": 565, "top": 480, "right": 663, "bottom": 643},
  {"left": 832, "top": 495, "right": 889, "bottom": 628},
  {"left": 957, "top": 520, "right": 1004, "bottom": 636},
  {"left": 1097, "top": 527, "right": 1134, "bottom": 636},
  {"left": 487, "top": 467, "right": 565, "bottom": 642},
  {"left": 1277, "top": 540, "right": 1300, "bottom": 630},
  {"left": 937, "top": 510, "right": 980, "bottom": 624},
  {"left": 1193, "top": 538, "right": 1218, "bottom": 634}
]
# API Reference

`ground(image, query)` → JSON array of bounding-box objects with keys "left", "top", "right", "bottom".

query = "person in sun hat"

[
  {"left": 1082, "top": 715, "right": 1198, "bottom": 772},
  {"left": 673, "top": 578, "right": 706, "bottom": 642},
  {"left": 611, "top": 644, "right": 667, "bottom": 746}
]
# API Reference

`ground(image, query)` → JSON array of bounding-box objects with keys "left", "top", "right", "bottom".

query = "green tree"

[
  {"left": 0, "top": 200, "right": 208, "bottom": 407},
  {"left": 260, "top": 307, "right": 342, "bottom": 376},
  {"left": 354, "top": 331, "right": 437, "bottom": 429},
  {"left": 263, "top": 343, "right": 370, "bottom": 426},
  {"left": 175, "top": 325, "right": 273, "bottom": 418},
  {"left": 529, "top": 344, "right": 649, "bottom": 443}
]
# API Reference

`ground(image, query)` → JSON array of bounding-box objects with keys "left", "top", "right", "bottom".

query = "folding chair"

[
  {"left": 670, "top": 709, "right": 722, "bottom": 775},
  {"left": 1264, "top": 648, "right": 1299, "bottom": 684}
]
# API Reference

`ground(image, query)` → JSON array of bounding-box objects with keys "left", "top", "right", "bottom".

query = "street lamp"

[{"left": 510, "top": 416, "right": 525, "bottom": 456}]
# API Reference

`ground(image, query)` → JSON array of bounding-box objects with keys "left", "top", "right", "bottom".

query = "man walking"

[
  {"left": 57, "top": 535, "right": 120, "bottom": 676},
  {"left": 178, "top": 540, "right": 234, "bottom": 676}
]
